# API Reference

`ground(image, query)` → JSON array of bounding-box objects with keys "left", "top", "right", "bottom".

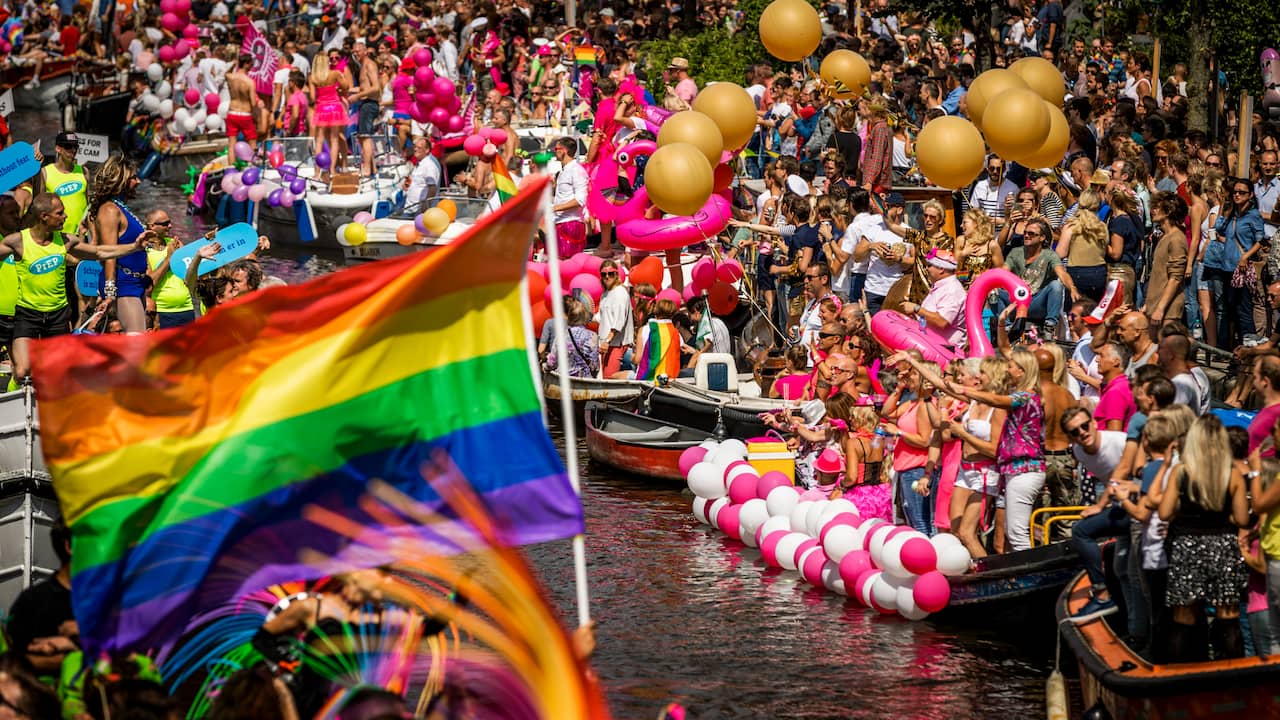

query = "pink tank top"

[
  {"left": 892, "top": 399, "right": 930, "bottom": 472},
  {"left": 774, "top": 374, "right": 810, "bottom": 401},
  {"left": 315, "top": 82, "right": 341, "bottom": 105}
]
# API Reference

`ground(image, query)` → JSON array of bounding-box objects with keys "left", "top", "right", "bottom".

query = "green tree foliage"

[
  {"left": 1153, "top": 0, "right": 1280, "bottom": 98},
  {"left": 638, "top": 0, "right": 777, "bottom": 95}
]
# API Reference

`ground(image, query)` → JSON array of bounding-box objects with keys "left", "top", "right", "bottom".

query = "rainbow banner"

[
  {"left": 492, "top": 152, "right": 518, "bottom": 204},
  {"left": 634, "top": 319, "right": 681, "bottom": 383},
  {"left": 31, "top": 177, "right": 584, "bottom": 654},
  {"left": 574, "top": 45, "right": 597, "bottom": 67}
]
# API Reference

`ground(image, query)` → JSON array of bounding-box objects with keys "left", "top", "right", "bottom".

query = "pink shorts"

[
  {"left": 556, "top": 220, "right": 587, "bottom": 258},
  {"left": 226, "top": 111, "right": 257, "bottom": 141}
]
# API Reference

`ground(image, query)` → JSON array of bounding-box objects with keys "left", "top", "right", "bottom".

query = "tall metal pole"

[{"left": 567, "top": 0, "right": 577, "bottom": 27}]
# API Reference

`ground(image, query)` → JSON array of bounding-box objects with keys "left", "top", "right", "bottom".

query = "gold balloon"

[
  {"left": 1020, "top": 102, "right": 1070, "bottom": 168},
  {"left": 422, "top": 207, "right": 451, "bottom": 234},
  {"left": 1010, "top": 56, "right": 1065, "bottom": 106},
  {"left": 644, "top": 143, "right": 714, "bottom": 217},
  {"left": 965, "top": 69, "right": 1030, "bottom": 129},
  {"left": 759, "top": 0, "right": 822, "bottom": 62},
  {"left": 691, "top": 82, "right": 758, "bottom": 151},
  {"left": 982, "top": 88, "right": 1051, "bottom": 161},
  {"left": 819, "top": 49, "right": 872, "bottom": 99},
  {"left": 657, "top": 111, "right": 724, "bottom": 166},
  {"left": 915, "top": 116, "right": 987, "bottom": 190}
]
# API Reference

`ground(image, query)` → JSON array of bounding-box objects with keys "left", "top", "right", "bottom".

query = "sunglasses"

[
  {"left": 1233, "top": 189, "right": 1252, "bottom": 196},
  {"left": 600, "top": 271, "right": 618, "bottom": 277},
  {"left": 819, "top": 332, "right": 843, "bottom": 339},
  {"left": 1206, "top": 160, "right": 1223, "bottom": 167},
  {"left": 924, "top": 213, "right": 941, "bottom": 221},
  {"left": 1024, "top": 230, "right": 1043, "bottom": 238},
  {"left": 1067, "top": 419, "right": 1092, "bottom": 438},
  {"left": 988, "top": 166, "right": 1002, "bottom": 172},
  {"left": 151, "top": 219, "right": 172, "bottom": 227}
]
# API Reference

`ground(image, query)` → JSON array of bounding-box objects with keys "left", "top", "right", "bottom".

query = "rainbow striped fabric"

[
  {"left": 30, "top": 177, "right": 584, "bottom": 653},
  {"left": 574, "top": 45, "right": 597, "bottom": 67},
  {"left": 634, "top": 319, "right": 681, "bottom": 383},
  {"left": 492, "top": 152, "right": 518, "bottom": 203}
]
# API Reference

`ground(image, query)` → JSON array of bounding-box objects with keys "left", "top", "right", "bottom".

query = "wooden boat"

[
  {"left": 933, "top": 539, "right": 1084, "bottom": 625},
  {"left": 1057, "top": 570, "right": 1280, "bottom": 719},
  {"left": 584, "top": 402, "right": 712, "bottom": 481},
  {"left": 4, "top": 57, "right": 76, "bottom": 109},
  {"left": 542, "top": 372, "right": 644, "bottom": 421},
  {"left": 639, "top": 384, "right": 781, "bottom": 440}
]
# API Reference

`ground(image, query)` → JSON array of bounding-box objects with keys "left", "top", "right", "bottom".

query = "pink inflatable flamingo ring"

[{"left": 870, "top": 268, "right": 1032, "bottom": 364}]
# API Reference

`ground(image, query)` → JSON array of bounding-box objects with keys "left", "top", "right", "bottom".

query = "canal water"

[{"left": 11, "top": 110, "right": 1055, "bottom": 719}]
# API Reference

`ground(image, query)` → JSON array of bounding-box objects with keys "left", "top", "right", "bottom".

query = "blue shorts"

[{"left": 356, "top": 101, "right": 379, "bottom": 136}]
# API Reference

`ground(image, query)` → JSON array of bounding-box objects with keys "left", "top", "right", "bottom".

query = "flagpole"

[{"left": 541, "top": 186, "right": 592, "bottom": 629}]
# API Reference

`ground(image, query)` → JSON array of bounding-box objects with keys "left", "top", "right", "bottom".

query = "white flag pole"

[{"left": 541, "top": 185, "right": 592, "bottom": 628}]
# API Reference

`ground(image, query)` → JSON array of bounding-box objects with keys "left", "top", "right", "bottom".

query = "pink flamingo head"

[{"left": 966, "top": 268, "right": 1033, "bottom": 357}]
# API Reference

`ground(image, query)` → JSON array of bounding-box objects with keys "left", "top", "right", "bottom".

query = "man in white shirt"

[
  {"left": 687, "top": 297, "right": 731, "bottom": 355},
  {"left": 551, "top": 136, "right": 589, "bottom": 257},
  {"left": 596, "top": 260, "right": 634, "bottom": 378},
  {"left": 321, "top": 16, "right": 349, "bottom": 52},
  {"left": 1063, "top": 405, "right": 1130, "bottom": 623},
  {"left": 433, "top": 28, "right": 460, "bottom": 82},
  {"left": 1256, "top": 150, "right": 1279, "bottom": 268},
  {"left": 1158, "top": 334, "right": 1210, "bottom": 415},
  {"left": 854, "top": 224, "right": 912, "bottom": 315},
  {"left": 828, "top": 188, "right": 881, "bottom": 301},
  {"left": 969, "top": 155, "right": 1018, "bottom": 231},
  {"left": 796, "top": 263, "right": 835, "bottom": 362},
  {"left": 403, "top": 137, "right": 442, "bottom": 207}
]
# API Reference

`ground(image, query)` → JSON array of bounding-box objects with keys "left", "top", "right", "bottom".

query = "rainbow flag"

[
  {"left": 31, "top": 177, "right": 584, "bottom": 654},
  {"left": 634, "top": 319, "right": 682, "bottom": 383},
  {"left": 492, "top": 152, "right": 518, "bottom": 203},
  {"left": 574, "top": 45, "right": 597, "bottom": 67}
]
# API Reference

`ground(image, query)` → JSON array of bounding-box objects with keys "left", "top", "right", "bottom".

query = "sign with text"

[
  {"left": 0, "top": 89, "right": 12, "bottom": 117},
  {"left": 169, "top": 223, "right": 259, "bottom": 277},
  {"left": 75, "top": 260, "right": 103, "bottom": 297},
  {"left": 0, "top": 142, "right": 40, "bottom": 195},
  {"left": 74, "top": 134, "right": 110, "bottom": 165}
]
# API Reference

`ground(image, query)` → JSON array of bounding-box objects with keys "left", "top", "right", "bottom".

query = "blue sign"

[
  {"left": 29, "top": 254, "right": 64, "bottom": 275},
  {"left": 0, "top": 142, "right": 40, "bottom": 196},
  {"left": 169, "top": 223, "right": 260, "bottom": 278},
  {"left": 76, "top": 260, "right": 102, "bottom": 297}
]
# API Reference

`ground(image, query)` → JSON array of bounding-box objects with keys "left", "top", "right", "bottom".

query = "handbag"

[{"left": 1228, "top": 218, "right": 1259, "bottom": 291}]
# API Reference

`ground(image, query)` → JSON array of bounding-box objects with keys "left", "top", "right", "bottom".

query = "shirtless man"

[
  {"left": 349, "top": 42, "right": 383, "bottom": 176},
  {"left": 1036, "top": 348, "right": 1080, "bottom": 528},
  {"left": 225, "top": 53, "right": 263, "bottom": 162}
]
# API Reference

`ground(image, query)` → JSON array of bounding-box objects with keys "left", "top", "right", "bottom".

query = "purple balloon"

[
  {"left": 414, "top": 214, "right": 429, "bottom": 234},
  {"left": 267, "top": 189, "right": 283, "bottom": 207},
  {"left": 279, "top": 164, "right": 297, "bottom": 180},
  {"left": 240, "top": 166, "right": 260, "bottom": 185},
  {"left": 231, "top": 186, "right": 250, "bottom": 202},
  {"left": 290, "top": 177, "right": 307, "bottom": 194},
  {"left": 428, "top": 107, "right": 449, "bottom": 126},
  {"left": 315, "top": 151, "right": 331, "bottom": 170},
  {"left": 431, "top": 76, "right": 455, "bottom": 98}
]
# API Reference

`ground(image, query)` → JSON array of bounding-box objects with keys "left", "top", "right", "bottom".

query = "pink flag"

[{"left": 240, "top": 22, "right": 278, "bottom": 97}]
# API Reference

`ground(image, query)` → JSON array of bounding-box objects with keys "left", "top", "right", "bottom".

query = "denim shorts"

[
  {"left": 356, "top": 101, "right": 379, "bottom": 136},
  {"left": 1192, "top": 261, "right": 1208, "bottom": 291}
]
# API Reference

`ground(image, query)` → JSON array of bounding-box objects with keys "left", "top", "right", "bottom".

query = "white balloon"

[
  {"left": 881, "top": 534, "right": 914, "bottom": 580},
  {"left": 698, "top": 439, "right": 720, "bottom": 450},
  {"left": 822, "top": 524, "right": 861, "bottom": 563},
  {"left": 821, "top": 562, "right": 847, "bottom": 594},
  {"left": 205, "top": 114, "right": 224, "bottom": 132},
  {"left": 687, "top": 461, "right": 727, "bottom": 499},
  {"left": 142, "top": 93, "right": 160, "bottom": 112},
  {"left": 738, "top": 498, "right": 770, "bottom": 538},
  {"left": 174, "top": 107, "right": 190, "bottom": 124},
  {"left": 192, "top": 109, "right": 207, "bottom": 126},
  {"left": 859, "top": 570, "right": 881, "bottom": 607},
  {"left": 867, "top": 525, "right": 898, "bottom": 568},
  {"left": 146, "top": 63, "right": 163, "bottom": 81},
  {"left": 931, "top": 532, "right": 964, "bottom": 551},
  {"left": 819, "top": 500, "right": 859, "bottom": 531},
  {"left": 717, "top": 438, "right": 748, "bottom": 461},
  {"left": 895, "top": 578, "right": 927, "bottom": 619},
  {"left": 871, "top": 575, "right": 899, "bottom": 611},
  {"left": 937, "top": 543, "right": 973, "bottom": 577},
  {"left": 707, "top": 497, "right": 730, "bottom": 530},
  {"left": 804, "top": 500, "right": 829, "bottom": 538},
  {"left": 766, "top": 485, "right": 800, "bottom": 518},
  {"left": 757, "top": 514, "right": 791, "bottom": 541},
  {"left": 775, "top": 532, "right": 807, "bottom": 571},
  {"left": 182, "top": 116, "right": 198, "bottom": 133},
  {"left": 159, "top": 99, "right": 175, "bottom": 119},
  {"left": 218, "top": 102, "right": 229, "bottom": 118},
  {"left": 789, "top": 501, "right": 812, "bottom": 535},
  {"left": 692, "top": 497, "right": 711, "bottom": 525},
  {"left": 725, "top": 463, "right": 759, "bottom": 489},
  {"left": 156, "top": 80, "right": 172, "bottom": 99}
]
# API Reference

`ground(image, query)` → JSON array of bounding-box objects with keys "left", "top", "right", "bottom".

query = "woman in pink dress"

[{"left": 308, "top": 52, "right": 350, "bottom": 177}]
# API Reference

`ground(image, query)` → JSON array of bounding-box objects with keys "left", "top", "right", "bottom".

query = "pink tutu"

[
  {"left": 313, "top": 101, "right": 349, "bottom": 127},
  {"left": 845, "top": 483, "right": 893, "bottom": 523}
]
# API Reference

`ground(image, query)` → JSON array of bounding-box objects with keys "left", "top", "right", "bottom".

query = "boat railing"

[{"left": 1030, "top": 506, "right": 1087, "bottom": 547}]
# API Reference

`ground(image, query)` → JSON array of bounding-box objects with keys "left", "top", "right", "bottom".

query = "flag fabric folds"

[
  {"left": 30, "top": 177, "right": 583, "bottom": 654},
  {"left": 240, "top": 21, "right": 279, "bottom": 97}
]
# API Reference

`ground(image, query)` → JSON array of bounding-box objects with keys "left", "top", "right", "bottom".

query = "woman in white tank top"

[{"left": 944, "top": 359, "right": 1008, "bottom": 559}]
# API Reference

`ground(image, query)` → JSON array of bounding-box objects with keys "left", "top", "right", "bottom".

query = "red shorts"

[{"left": 226, "top": 111, "right": 257, "bottom": 141}]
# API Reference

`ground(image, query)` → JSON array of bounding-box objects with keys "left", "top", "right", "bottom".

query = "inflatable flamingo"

[
  {"left": 585, "top": 140, "right": 655, "bottom": 223},
  {"left": 870, "top": 268, "right": 1032, "bottom": 364},
  {"left": 615, "top": 190, "right": 734, "bottom": 252}
]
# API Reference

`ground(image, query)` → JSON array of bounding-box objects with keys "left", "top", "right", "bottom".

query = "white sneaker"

[{"left": 23, "top": 78, "right": 39, "bottom": 89}]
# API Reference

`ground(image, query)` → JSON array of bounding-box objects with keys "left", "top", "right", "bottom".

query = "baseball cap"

[
  {"left": 885, "top": 191, "right": 905, "bottom": 206},
  {"left": 55, "top": 132, "right": 79, "bottom": 148},
  {"left": 600, "top": 8, "right": 614, "bottom": 17}
]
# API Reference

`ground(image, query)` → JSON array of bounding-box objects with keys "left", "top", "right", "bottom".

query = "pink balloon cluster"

[
  {"left": 463, "top": 128, "right": 509, "bottom": 160},
  {"left": 409, "top": 70, "right": 463, "bottom": 130},
  {"left": 157, "top": 0, "right": 199, "bottom": 63},
  {"left": 526, "top": 253, "right": 612, "bottom": 312},
  {"left": 684, "top": 439, "right": 972, "bottom": 620}
]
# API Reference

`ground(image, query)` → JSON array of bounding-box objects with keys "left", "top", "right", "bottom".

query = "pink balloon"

[
  {"left": 655, "top": 288, "right": 682, "bottom": 305},
  {"left": 717, "top": 258, "right": 744, "bottom": 283},
  {"left": 428, "top": 107, "right": 450, "bottom": 127},
  {"left": 852, "top": 569, "right": 879, "bottom": 606},
  {"left": 900, "top": 537, "right": 939, "bottom": 575},
  {"left": 182, "top": 24, "right": 200, "bottom": 40},
  {"left": 681, "top": 284, "right": 697, "bottom": 303},
  {"left": 157, "top": 45, "right": 176, "bottom": 64},
  {"left": 678, "top": 446, "right": 707, "bottom": 477},
  {"left": 716, "top": 504, "right": 742, "bottom": 540},
  {"left": 446, "top": 114, "right": 465, "bottom": 133},
  {"left": 160, "top": 0, "right": 176, "bottom": 12},
  {"left": 818, "top": 513, "right": 861, "bottom": 544},
  {"left": 542, "top": 285, "right": 555, "bottom": 310},
  {"left": 727, "top": 475, "right": 757, "bottom": 506},
  {"left": 760, "top": 530, "right": 787, "bottom": 567},
  {"left": 792, "top": 538, "right": 819, "bottom": 568},
  {"left": 560, "top": 253, "right": 586, "bottom": 281},
  {"left": 414, "top": 67, "right": 435, "bottom": 91},
  {"left": 173, "top": 39, "right": 190, "bottom": 60},
  {"left": 0, "top": 41, "right": 10, "bottom": 53},
  {"left": 860, "top": 519, "right": 890, "bottom": 550},
  {"left": 527, "top": 260, "right": 550, "bottom": 281},
  {"left": 183, "top": 87, "right": 200, "bottom": 106},
  {"left": 431, "top": 76, "right": 455, "bottom": 98},
  {"left": 413, "top": 47, "right": 433, "bottom": 67},
  {"left": 839, "top": 550, "right": 874, "bottom": 590},
  {"left": 689, "top": 256, "right": 716, "bottom": 293},
  {"left": 913, "top": 571, "right": 951, "bottom": 613},
  {"left": 461, "top": 135, "right": 486, "bottom": 157},
  {"left": 800, "top": 548, "right": 829, "bottom": 586},
  {"left": 483, "top": 127, "right": 508, "bottom": 145},
  {"left": 175, "top": 0, "right": 191, "bottom": 13},
  {"left": 568, "top": 273, "right": 603, "bottom": 306},
  {"left": 755, "top": 470, "right": 791, "bottom": 499},
  {"left": 579, "top": 254, "right": 605, "bottom": 276},
  {"left": 204, "top": 93, "right": 220, "bottom": 112},
  {"left": 161, "top": 12, "right": 183, "bottom": 32},
  {"left": 414, "top": 92, "right": 436, "bottom": 108}
]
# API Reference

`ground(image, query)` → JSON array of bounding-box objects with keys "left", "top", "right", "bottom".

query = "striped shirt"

[{"left": 969, "top": 177, "right": 1018, "bottom": 220}]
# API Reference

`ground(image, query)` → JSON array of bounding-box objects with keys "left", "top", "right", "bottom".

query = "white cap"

[{"left": 786, "top": 175, "right": 810, "bottom": 197}]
